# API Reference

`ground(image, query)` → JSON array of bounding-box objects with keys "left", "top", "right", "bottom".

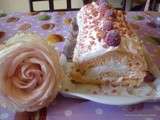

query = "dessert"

[
  {"left": 0, "top": 33, "right": 64, "bottom": 112},
  {"left": 71, "top": 2, "right": 151, "bottom": 87}
]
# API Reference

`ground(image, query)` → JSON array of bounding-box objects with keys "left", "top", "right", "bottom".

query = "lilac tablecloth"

[{"left": 0, "top": 11, "right": 160, "bottom": 120}]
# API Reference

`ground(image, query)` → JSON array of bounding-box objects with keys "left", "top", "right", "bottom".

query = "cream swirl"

[{"left": 0, "top": 33, "right": 64, "bottom": 112}]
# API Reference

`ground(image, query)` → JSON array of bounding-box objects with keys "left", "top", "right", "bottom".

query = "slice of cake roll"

[{"left": 71, "top": 2, "right": 153, "bottom": 87}]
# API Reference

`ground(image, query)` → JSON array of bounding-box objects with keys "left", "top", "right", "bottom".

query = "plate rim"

[{"left": 61, "top": 91, "right": 160, "bottom": 105}]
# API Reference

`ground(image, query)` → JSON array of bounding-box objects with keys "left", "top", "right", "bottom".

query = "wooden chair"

[
  {"left": 29, "top": 0, "right": 52, "bottom": 12},
  {"left": 123, "top": 0, "right": 159, "bottom": 11},
  {"left": 84, "top": 0, "right": 126, "bottom": 10},
  {"left": 51, "top": 0, "right": 80, "bottom": 11},
  {"left": 29, "top": 0, "right": 91, "bottom": 12},
  {"left": 144, "top": 0, "right": 159, "bottom": 11}
]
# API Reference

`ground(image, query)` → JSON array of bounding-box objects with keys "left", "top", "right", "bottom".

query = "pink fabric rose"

[{"left": 0, "top": 33, "right": 64, "bottom": 112}]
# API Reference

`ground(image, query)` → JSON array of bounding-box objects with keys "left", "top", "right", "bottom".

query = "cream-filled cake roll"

[{"left": 71, "top": 2, "right": 152, "bottom": 87}]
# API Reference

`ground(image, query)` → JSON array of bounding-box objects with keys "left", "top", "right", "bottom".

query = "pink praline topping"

[
  {"left": 102, "top": 20, "right": 113, "bottom": 31},
  {"left": 99, "top": 4, "right": 108, "bottom": 17},
  {"left": 104, "top": 30, "right": 121, "bottom": 47},
  {"left": 104, "top": 10, "right": 115, "bottom": 18}
]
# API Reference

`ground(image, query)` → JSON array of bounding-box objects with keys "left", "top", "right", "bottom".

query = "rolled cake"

[{"left": 71, "top": 2, "right": 150, "bottom": 87}]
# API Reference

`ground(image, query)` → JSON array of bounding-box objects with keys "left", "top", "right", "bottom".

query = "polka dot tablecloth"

[
  {"left": 0, "top": 11, "right": 160, "bottom": 120},
  {"left": 47, "top": 96, "right": 160, "bottom": 120}
]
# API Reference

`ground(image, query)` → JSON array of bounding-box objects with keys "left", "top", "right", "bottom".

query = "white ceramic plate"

[
  {"left": 60, "top": 51, "right": 160, "bottom": 105},
  {"left": 61, "top": 92, "right": 160, "bottom": 105}
]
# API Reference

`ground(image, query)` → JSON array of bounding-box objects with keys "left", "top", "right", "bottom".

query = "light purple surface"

[
  {"left": 0, "top": 11, "right": 160, "bottom": 120},
  {"left": 47, "top": 96, "right": 160, "bottom": 120}
]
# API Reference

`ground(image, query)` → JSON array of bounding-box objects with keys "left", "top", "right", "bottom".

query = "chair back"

[
  {"left": 144, "top": 0, "right": 159, "bottom": 11},
  {"left": 29, "top": 0, "right": 91, "bottom": 12},
  {"left": 29, "top": 0, "right": 51, "bottom": 12}
]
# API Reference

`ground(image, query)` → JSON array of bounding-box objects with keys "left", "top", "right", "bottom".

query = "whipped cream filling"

[{"left": 85, "top": 58, "right": 129, "bottom": 81}]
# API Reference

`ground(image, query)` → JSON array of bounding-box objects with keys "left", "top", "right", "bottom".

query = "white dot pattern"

[
  {"left": 0, "top": 113, "right": 9, "bottom": 119},
  {"left": 64, "top": 110, "right": 72, "bottom": 117},
  {"left": 153, "top": 105, "right": 160, "bottom": 111},
  {"left": 95, "top": 108, "right": 103, "bottom": 115},
  {"left": 145, "top": 118, "right": 154, "bottom": 120}
]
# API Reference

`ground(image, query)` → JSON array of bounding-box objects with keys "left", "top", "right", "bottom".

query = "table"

[{"left": 0, "top": 11, "right": 160, "bottom": 120}]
